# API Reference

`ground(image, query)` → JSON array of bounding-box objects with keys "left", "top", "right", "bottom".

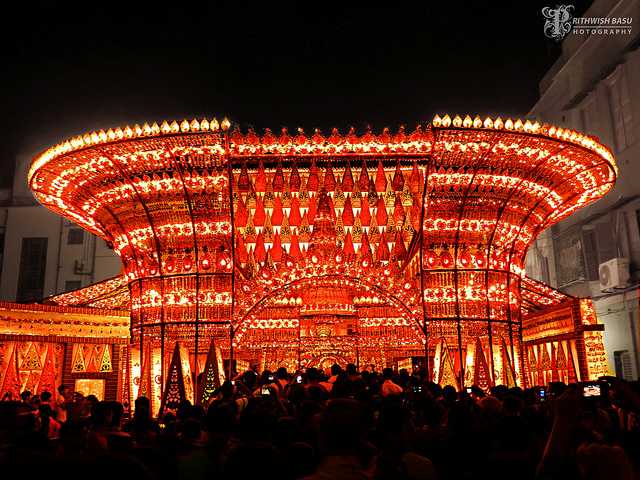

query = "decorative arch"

[
  {"left": 232, "top": 273, "right": 424, "bottom": 348},
  {"left": 233, "top": 250, "right": 423, "bottom": 325}
]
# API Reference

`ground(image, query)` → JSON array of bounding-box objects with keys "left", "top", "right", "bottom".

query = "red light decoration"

[{"left": 29, "top": 114, "right": 615, "bottom": 395}]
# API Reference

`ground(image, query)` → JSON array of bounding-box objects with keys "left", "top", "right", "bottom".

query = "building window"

[
  {"left": 64, "top": 280, "right": 82, "bottom": 292},
  {"left": 606, "top": 65, "right": 635, "bottom": 152},
  {"left": 67, "top": 228, "right": 84, "bottom": 245},
  {"left": 614, "top": 350, "right": 633, "bottom": 380},
  {"left": 581, "top": 229, "right": 599, "bottom": 281},
  {"left": 16, "top": 238, "right": 48, "bottom": 302},
  {"left": 554, "top": 230, "right": 585, "bottom": 287}
]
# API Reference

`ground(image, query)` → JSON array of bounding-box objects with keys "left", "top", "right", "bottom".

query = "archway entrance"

[{"left": 232, "top": 275, "right": 425, "bottom": 372}]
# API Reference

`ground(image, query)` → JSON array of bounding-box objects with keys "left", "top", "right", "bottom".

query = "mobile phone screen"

[{"left": 583, "top": 383, "right": 601, "bottom": 398}]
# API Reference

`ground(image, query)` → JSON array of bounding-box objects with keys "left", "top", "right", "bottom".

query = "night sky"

[{"left": 2, "top": 2, "right": 593, "bottom": 186}]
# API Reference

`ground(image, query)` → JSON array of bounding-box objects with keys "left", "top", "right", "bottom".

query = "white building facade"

[
  {"left": 526, "top": 0, "right": 640, "bottom": 379},
  {"left": 0, "top": 153, "right": 121, "bottom": 302}
]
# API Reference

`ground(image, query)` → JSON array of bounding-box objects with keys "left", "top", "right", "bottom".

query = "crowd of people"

[{"left": 1, "top": 364, "right": 640, "bottom": 479}]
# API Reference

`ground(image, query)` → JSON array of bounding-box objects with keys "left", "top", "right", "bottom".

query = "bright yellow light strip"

[
  {"left": 432, "top": 114, "right": 616, "bottom": 172},
  {"left": 28, "top": 117, "right": 227, "bottom": 184},
  {"left": 28, "top": 114, "right": 616, "bottom": 187}
]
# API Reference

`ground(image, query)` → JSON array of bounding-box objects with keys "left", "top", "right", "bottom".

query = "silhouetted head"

[
  {"left": 442, "top": 385, "right": 457, "bottom": 403},
  {"left": 134, "top": 396, "right": 151, "bottom": 418},
  {"left": 242, "top": 369, "right": 258, "bottom": 389},
  {"left": 306, "top": 367, "right": 321, "bottom": 383},
  {"left": 260, "top": 370, "right": 274, "bottom": 385},
  {"left": 91, "top": 401, "right": 113, "bottom": 426}
]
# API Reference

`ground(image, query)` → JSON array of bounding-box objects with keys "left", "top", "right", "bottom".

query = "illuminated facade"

[
  {"left": 23, "top": 114, "right": 616, "bottom": 409},
  {"left": 0, "top": 302, "right": 128, "bottom": 402}
]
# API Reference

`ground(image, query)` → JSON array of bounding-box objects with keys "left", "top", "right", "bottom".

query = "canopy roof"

[{"left": 44, "top": 272, "right": 575, "bottom": 318}]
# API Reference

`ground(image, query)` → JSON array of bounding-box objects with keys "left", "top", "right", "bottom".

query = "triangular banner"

[
  {"left": 72, "top": 345, "right": 86, "bottom": 373},
  {"left": 200, "top": 339, "right": 223, "bottom": 405},
  {"left": 556, "top": 341, "right": 568, "bottom": 384},
  {"left": 38, "top": 345, "right": 57, "bottom": 395},
  {"left": 160, "top": 343, "right": 187, "bottom": 414},
  {"left": 138, "top": 346, "right": 152, "bottom": 400},
  {"left": 473, "top": 338, "right": 492, "bottom": 390},
  {"left": 440, "top": 344, "right": 459, "bottom": 390},
  {"left": 21, "top": 343, "right": 42, "bottom": 370},
  {"left": 1, "top": 344, "right": 21, "bottom": 399},
  {"left": 501, "top": 338, "right": 516, "bottom": 387},
  {"left": 99, "top": 346, "right": 112, "bottom": 372}
]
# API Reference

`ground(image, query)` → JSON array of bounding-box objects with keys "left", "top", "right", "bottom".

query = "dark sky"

[{"left": 2, "top": 1, "right": 593, "bottom": 186}]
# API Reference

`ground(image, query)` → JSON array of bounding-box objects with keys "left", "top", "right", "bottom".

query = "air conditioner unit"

[{"left": 598, "top": 257, "right": 629, "bottom": 291}]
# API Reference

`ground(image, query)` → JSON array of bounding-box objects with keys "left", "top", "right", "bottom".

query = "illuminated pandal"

[{"left": 29, "top": 114, "right": 616, "bottom": 403}]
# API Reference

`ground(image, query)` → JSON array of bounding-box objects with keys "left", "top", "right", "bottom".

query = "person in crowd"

[
  {"left": 40, "top": 390, "right": 53, "bottom": 407},
  {"left": 276, "top": 366, "right": 289, "bottom": 392},
  {"left": 123, "top": 396, "right": 160, "bottom": 445},
  {"left": 305, "top": 367, "right": 328, "bottom": 393},
  {"left": 381, "top": 368, "right": 403, "bottom": 397},
  {"left": 3, "top": 369, "right": 640, "bottom": 480},
  {"left": 20, "top": 390, "right": 32, "bottom": 404},
  {"left": 37, "top": 403, "right": 61, "bottom": 439},
  {"left": 346, "top": 363, "right": 360, "bottom": 382},
  {"left": 328, "top": 363, "right": 342, "bottom": 384},
  {"left": 55, "top": 384, "right": 70, "bottom": 423}
]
